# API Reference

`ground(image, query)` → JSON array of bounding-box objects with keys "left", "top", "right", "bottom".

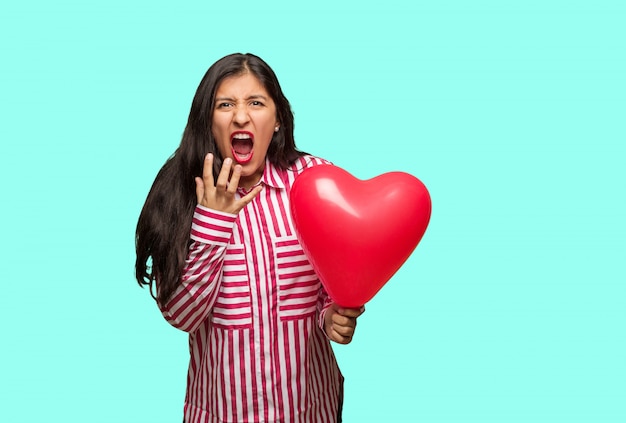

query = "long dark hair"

[{"left": 135, "top": 53, "right": 305, "bottom": 305}]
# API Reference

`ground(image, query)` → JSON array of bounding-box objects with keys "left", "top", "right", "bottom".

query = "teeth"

[{"left": 232, "top": 133, "right": 252, "bottom": 140}]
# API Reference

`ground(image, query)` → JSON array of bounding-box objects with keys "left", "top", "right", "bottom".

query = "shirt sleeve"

[
  {"left": 159, "top": 205, "right": 237, "bottom": 333},
  {"left": 317, "top": 284, "right": 334, "bottom": 338}
]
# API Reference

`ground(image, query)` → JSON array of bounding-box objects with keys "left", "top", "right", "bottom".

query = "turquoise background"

[{"left": 1, "top": 0, "right": 624, "bottom": 421}]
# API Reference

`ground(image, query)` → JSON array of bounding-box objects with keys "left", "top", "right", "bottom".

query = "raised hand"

[{"left": 194, "top": 153, "right": 263, "bottom": 215}]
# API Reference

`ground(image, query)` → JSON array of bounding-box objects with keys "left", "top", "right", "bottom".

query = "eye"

[
  {"left": 251, "top": 100, "right": 264, "bottom": 107},
  {"left": 216, "top": 102, "right": 232, "bottom": 109}
]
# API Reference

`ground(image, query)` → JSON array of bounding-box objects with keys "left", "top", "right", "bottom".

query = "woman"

[{"left": 136, "top": 53, "right": 363, "bottom": 423}]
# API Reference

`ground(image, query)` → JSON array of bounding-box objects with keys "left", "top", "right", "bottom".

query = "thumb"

[
  {"left": 239, "top": 184, "right": 264, "bottom": 206},
  {"left": 337, "top": 306, "right": 365, "bottom": 318}
]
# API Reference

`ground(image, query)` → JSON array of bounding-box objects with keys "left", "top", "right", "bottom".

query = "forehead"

[{"left": 215, "top": 72, "right": 270, "bottom": 98}]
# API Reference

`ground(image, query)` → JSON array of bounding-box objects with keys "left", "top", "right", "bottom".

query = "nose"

[{"left": 233, "top": 104, "right": 250, "bottom": 126}]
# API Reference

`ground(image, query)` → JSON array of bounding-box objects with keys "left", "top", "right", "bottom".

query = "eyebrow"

[{"left": 215, "top": 94, "right": 269, "bottom": 102}]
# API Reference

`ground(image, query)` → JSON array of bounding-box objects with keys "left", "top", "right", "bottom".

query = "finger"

[
  {"left": 332, "top": 322, "right": 355, "bottom": 337},
  {"left": 202, "top": 153, "right": 215, "bottom": 187},
  {"left": 226, "top": 164, "right": 243, "bottom": 194},
  {"left": 330, "top": 328, "right": 352, "bottom": 345},
  {"left": 195, "top": 177, "right": 205, "bottom": 204},
  {"left": 215, "top": 157, "right": 232, "bottom": 191},
  {"left": 331, "top": 313, "right": 353, "bottom": 327}
]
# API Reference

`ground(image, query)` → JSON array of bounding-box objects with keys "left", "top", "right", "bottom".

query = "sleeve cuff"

[
  {"left": 190, "top": 205, "right": 237, "bottom": 244},
  {"left": 318, "top": 295, "right": 334, "bottom": 338}
]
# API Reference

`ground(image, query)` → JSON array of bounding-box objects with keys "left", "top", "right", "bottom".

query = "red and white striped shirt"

[{"left": 160, "top": 156, "right": 343, "bottom": 423}]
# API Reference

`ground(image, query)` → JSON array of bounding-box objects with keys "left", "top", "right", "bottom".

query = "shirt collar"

[
  {"left": 238, "top": 158, "right": 286, "bottom": 193},
  {"left": 261, "top": 158, "right": 287, "bottom": 189}
]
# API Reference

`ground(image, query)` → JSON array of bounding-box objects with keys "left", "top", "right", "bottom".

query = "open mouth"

[{"left": 230, "top": 131, "right": 254, "bottom": 164}]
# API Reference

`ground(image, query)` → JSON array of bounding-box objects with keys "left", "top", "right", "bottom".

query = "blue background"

[{"left": 1, "top": 1, "right": 624, "bottom": 421}]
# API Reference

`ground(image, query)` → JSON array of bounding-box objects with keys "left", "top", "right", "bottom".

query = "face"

[{"left": 212, "top": 72, "right": 279, "bottom": 189}]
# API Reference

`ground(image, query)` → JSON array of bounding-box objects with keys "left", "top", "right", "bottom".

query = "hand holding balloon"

[{"left": 323, "top": 304, "right": 365, "bottom": 345}]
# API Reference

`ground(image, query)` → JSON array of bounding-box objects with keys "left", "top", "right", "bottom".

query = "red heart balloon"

[{"left": 290, "top": 165, "right": 431, "bottom": 308}]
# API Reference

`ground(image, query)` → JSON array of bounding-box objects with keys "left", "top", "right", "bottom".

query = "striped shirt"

[{"left": 159, "top": 156, "right": 343, "bottom": 423}]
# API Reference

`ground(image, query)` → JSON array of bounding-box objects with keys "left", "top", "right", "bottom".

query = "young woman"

[{"left": 135, "top": 53, "right": 363, "bottom": 423}]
